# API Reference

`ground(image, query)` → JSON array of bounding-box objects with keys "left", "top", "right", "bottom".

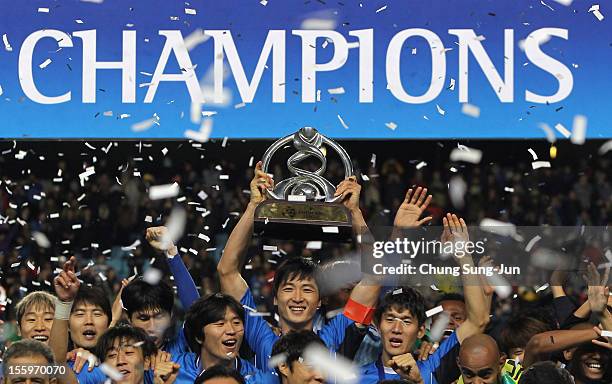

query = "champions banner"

[{"left": 0, "top": 0, "right": 610, "bottom": 139}]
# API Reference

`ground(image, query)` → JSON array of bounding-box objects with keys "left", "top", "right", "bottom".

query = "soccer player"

[
  {"left": 173, "top": 293, "right": 260, "bottom": 384},
  {"left": 455, "top": 334, "right": 522, "bottom": 384},
  {"left": 218, "top": 163, "right": 426, "bottom": 370},
  {"left": 15, "top": 290, "right": 55, "bottom": 344},
  {"left": 95, "top": 323, "right": 180, "bottom": 384},
  {"left": 359, "top": 214, "right": 490, "bottom": 384},
  {"left": 270, "top": 330, "right": 326, "bottom": 384}
]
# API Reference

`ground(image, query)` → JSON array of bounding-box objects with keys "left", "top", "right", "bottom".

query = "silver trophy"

[{"left": 254, "top": 127, "right": 355, "bottom": 242}]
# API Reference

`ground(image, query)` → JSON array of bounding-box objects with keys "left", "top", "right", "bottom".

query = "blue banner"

[{"left": 0, "top": 0, "right": 610, "bottom": 138}]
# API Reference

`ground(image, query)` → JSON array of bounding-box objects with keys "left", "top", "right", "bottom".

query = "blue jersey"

[
  {"left": 358, "top": 332, "right": 460, "bottom": 384},
  {"left": 161, "top": 324, "right": 190, "bottom": 356},
  {"left": 172, "top": 352, "right": 259, "bottom": 384},
  {"left": 241, "top": 288, "right": 354, "bottom": 372},
  {"left": 67, "top": 361, "right": 106, "bottom": 384}
]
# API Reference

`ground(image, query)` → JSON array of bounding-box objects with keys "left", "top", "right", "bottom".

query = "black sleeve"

[
  {"left": 553, "top": 296, "right": 580, "bottom": 328},
  {"left": 337, "top": 323, "right": 369, "bottom": 360},
  {"left": 432, "top": 342, "right": 461, "bottom": 384}
]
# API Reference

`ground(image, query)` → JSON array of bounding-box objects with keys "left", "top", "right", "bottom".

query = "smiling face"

[
  {"left": 129, "top": 309, "right": 171, "bottom": 347},
  {"left": 578, "top": 351, "right": 605, "bottom": 381},
  {"left": 103, "top": 337, "right": 145, "bottom": 384},
  {"left": 377, "top": 306, "right": 425, "bottom": 361},
  {"left": 69, "top": 302, "right": 110, "bottom": 349},
  {"left": 201, "top": 308, "right": 244, "bottom": 365},
  {"left": 274, "top": 276, "right": 321, "bottom": 331},
  {"left": 19, "top": 304, "right": 54, "bottom": 345}
]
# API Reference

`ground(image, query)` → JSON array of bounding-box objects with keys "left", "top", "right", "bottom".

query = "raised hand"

[
  {"left": 416, "top": 340, "right": 438, "bottom": 362},
  {"left": 110, "top": 278, "right": 132, "bottom": 327},
  {"left": 152, "top": 352, "right": 180, "bottom": 384},
  {"left": 249, "top": 161, "right": 274, "bottom": 205},
  {"left": 387, "top": 352, "right": 424, "bottom": 383},
  {"left": 54, "top": 256, "right": 80, "bottom": 302},
  {"left": 441, "top": 214, "right": 470, "bottom": 261},
  {"left": 67, "top": 348, "right": 98, "bottom": 373},
  {"left": 334, "top": 176, "right": 361, "bottom": 212},
  {"left": 592, "top": 327, "right": 612, "bottom": 350},
  {"left": 583, "top": 262, "right": 610, "bottom": 313},
  {"left": 394, "top": 187, "right": 433, "bottom": 228},
  {"left": 145, "top": 226, "right": 176, "bottom": 253}
]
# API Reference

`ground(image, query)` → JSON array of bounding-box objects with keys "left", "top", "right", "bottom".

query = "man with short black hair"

[
  {"left": 173, "top": 293, "right": 260, "bottom": 384},
  {"left": 271, "top": 330, "right": 326, "bottom": 384},
  {"left": 194, "top": 366, "right": 245, "bottom": 384}
]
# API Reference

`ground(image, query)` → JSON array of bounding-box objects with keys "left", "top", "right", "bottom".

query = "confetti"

[
  {"left": 131, "top": 116, "right": 159, "bottom": 132},
  {"left": 184, "top": 8, "right": 196, "bottom": 15},
  {"left": 448, "top": 78, "right": 455, "bottom": 91},
  {"left": 72, "top": 224, "right": 82, "bottom": 230},
  {"left": 268, "top": 353, "right": 288, "bottom": 369},
  {"left": 49, "top": 213, "right": 60, "bottom": 219},
  {"left": 430, "top": 312, "right": 451, "bottom": 342},
  {"left": 525, "top": 235, "right": 542, "bottom": 252},
  {"left": 328, "top": 87, "right": 345, "bottom": 95},
  {"left": 461, "top": 103, "right": 480, "bottom": 118},
  {"left": 589, "top": 4, "right": 605, "bottom": 21},
  {"left": 288, "top": 195, "right": 307, "bottom": 202},
  {"left": 479, "top": 218, "right": 517, "bottom": 237},
  {"left": 185, "top": 118, "right": 213, "bottom": 142},
  {"left": 198, "top": 233, "right": 210, "bottom": 242},
  {"left": 486, "top": 274, "right": 513, "bottom": 299},
  {"left": 436, "top": 104, "right": 446, "bottom": 116},
  {"left": 554, "top": 123, "right": 571, "bottom": 138},
  {"left": 38, "top": 7, "right": 50, "bottom": 13},
  {"left": 301, "top": 17, "right": 337, "bottom": 30},
  {"left": 375, "top": 5, "right": 388, "bottom": 13},
  {"left": 322, "top": 226, "right": 339, "bottom": 233},
  {"left": 426, "top": 305, "right": 444, "bottom": 318},
  {"left": 161, "top": 208, "right": 187, "bottom": 250},
  {"left": 143, "top": 268, "right": 162, "bottom": 285},
  {"left": 385, "top": 122, "right": 397, "bottom": 130},
  {"left": 234, "top": 102, "right": 246, "bottom": 109},
  {"left": 449, "top": 176, "right": 467, "bottom": 209},
  {"left": 532, "top": 161, "right": 551, "bottom": 169},
  {"left": 450, "top": 147, "right": 482, "bottom": 164},
  {"left": 260, "top": 0, "right": 268, "bottom": 5},
  {"left": 393, "top": 288, "right": 403, "bottom": 295},
  {"left": 504, "top": 187, "right": 515, "bottom": 192},
  {"left": 598, "top": 140, "right": 612, "bottom": 155},
  {"left": 99, "top": 363, "right": 123, "bottom": 381},
  {"left": 538, "top": 123, "right": 556, "bottom": 143},
  {"left": 263, "top": 245, "right": 278, "bottom": 251},
  {"left": 552, "top": 0, "right": 573, "bottom": 5},
  {"left": 3, "top": 34, "right": 13, "bottom": 51},
  {"left": 303, "top": 343, "right": 358, "bottom": 384},
  {"left": 415, "top": 161, "right": 427, "bottom": 170},
  {"left": 527, "top": 148, "right": 539, "bottom": 160},
  {"left": 306, "top": 241, "right": 322, "bottom": 250},
  {"left": 571, "top": 115, "right": 587, "bottom": 145},
  {"left": 601, "top": 330, "right": 612, "bottom": 338},
  {"left": 39, "top": 59, "right": 52, "bottom": 69},
  {"left": 535, "top": 283, "right": 550, "bottom": 293},
  {"left": 149, "top": 183, "right": 180, "bottom": 201},
  {"left": 32, "top": 232, "right": 51, "bottom": 248},
  {"left": 337, "top": 114, "right": 349, "bottom": 129},
  {"left": 540, "top": 0, "right": 555, "bottom": 11}
]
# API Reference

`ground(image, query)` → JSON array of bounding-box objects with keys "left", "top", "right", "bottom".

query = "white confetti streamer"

[
  {"left": 161, "top": 208, "right": 187, "bottom": 250},
  {"left": 461, "top": 103, "right": 480, "bottom": 118},
  {"left": 33, "top": 232, "right": 51, "bottom": 248},
  {"left": 436, "top": 104, "right": 446, "bottom": 116},
  {"left": 450, "top": 147, "right": 482, "bottom": 164},
  {"left": 415, "top": 161, "right": 427, "bottom": 170},
  {"left": 143, "top": 268, "right": 162, "bottom": 285},
  {"left": 328, "top": 87, "right": 345, "bottom": 94},
  {"left": 429, "top": 312, "right": 451, "bottom": 342},
  {"left": 337, "top": 114, "right": 349, "bottom": 129},
  {"left": 532, "top": 161, "right": 551, "bottom": 169},
  {"left": 149, "top": 183, "right": 180, "bottom": 200},
  {"left": 3, "top": 34, "right": 13, "bottom": 51},
  {"left": 426, "top": 305, "right": 444, "bottom": 318},
  {"left": 524, "top": 235, "right": 542, "bottom": 252},
  {"left": 303, "top": 343, "right": 358, "bottom": 384},
  {"left": 554, "top": 123, "right": 571, "bottom": 138},
  {"left": 589, "top": 4, "right": 605, "bottom": 21},
  {"left": 571, "top": 115, "right": 587, "bottom": 145},
  {"left": 99, "top": 363, "right": 123, "bottom": 381},
  {"left": 385, "top": 122, "right": 397, "bottom": 130},
  {"left": 598, "top": 140, "right": 612, "bottom": 155},
  {"left": 39, "top": 59, "right": 52, "bottom": 69},
  {"left": 527, "top": 148, "right": 539, "bottom": 160}
]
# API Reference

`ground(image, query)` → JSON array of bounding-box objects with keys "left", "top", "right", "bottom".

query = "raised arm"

[
  {"left": 443, "top": 214, "right": 490, "bottom": 343},
  {"left": 49, "top": 256, "right": 80, "bottom": 365},
  {"left": 217, "top": 161, "right": 273, "bottom": 301},
  {"left": 523, "top": 327, "right": 600, "bottom": 368},
  {"left": 145, "top": 226, "right": 199, "bottom": 308}
]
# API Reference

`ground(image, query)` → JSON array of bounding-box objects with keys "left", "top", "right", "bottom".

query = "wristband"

[
  {"left": 54, "top": 298, "right": 74, "bottom": 320},
  {"left": 344, "top": 298, "right": 376, "bottom": 325}
]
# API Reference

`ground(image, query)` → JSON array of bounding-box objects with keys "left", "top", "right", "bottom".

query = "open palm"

[{"left": 394, "top": 187, "right": 433, "bottom": 228}]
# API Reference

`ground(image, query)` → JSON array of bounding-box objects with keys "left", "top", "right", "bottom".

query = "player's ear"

[
  {"left": 278, "top": 362, "right": 290, "bottom": 378},
  {"left": 417, "top": 324, "right": 426, "bottom": 339}
]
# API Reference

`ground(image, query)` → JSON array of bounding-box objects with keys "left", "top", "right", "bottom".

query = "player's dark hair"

[
  {"left": 73, "top": 285, "right": 112, "bottom": 323},
  {"left": 121, "top": 277, "right": 174, "bottom": 318},
  {"left": 499, "top": 315, "right": 553, "bottom": 355},
  {"left": 195, "top": 365, "right": 245, "bottom": 384},
  {"left": 271, "top": 330, "right": 324, "bottom": 376},
  {"left": 184, "top": 293, "right": 245, "bottom": 352},
  {"left": 273, "top": 257, "right": 319, "bottom": 297},
  {"left": 374, "top": 288, "right": 426, "bottom": 326},
  {"left": 94, "top": 321, "right": 157, "bottom": 362}
]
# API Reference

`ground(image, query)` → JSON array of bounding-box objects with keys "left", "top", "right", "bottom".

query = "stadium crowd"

[{"left": 0, "top": 138, "right": 610, "bottom": 384}]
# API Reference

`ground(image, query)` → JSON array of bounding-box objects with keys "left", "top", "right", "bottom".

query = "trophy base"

[{"left": 254, "top": 200, "right": 353, "bottom": 242}]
